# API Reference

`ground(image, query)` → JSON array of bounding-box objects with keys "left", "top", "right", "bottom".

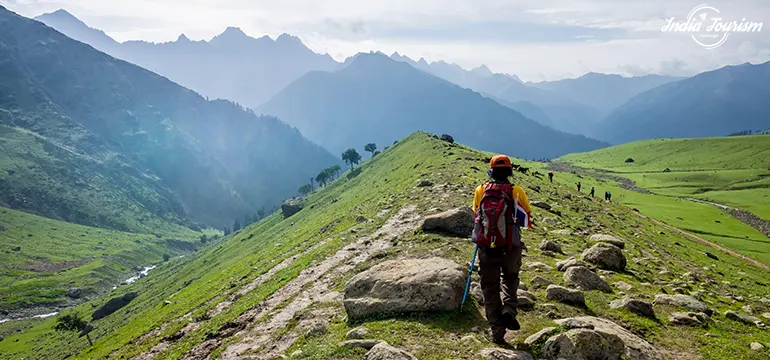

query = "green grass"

[
  {"left": 2, "top": 132, "right": 770, "bottom": 360},
  {"left": 0, "top": 206, "right": 199, "bottom": 310}
]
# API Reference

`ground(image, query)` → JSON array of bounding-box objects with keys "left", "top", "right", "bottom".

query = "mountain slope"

[
  {"left": 35, "top": 10, "right": 339, "bottom": 108},
  {"left": 531, "top": 72, "right": 681, "bottom": 115},
  {"left": 2, "top": 132, "right": 768, "bottom": 360},
  {"left": 260, "top": 53, "right": 606, "bottom": 159},
  {"left": 1, "top": 6, "right": 337, "bottom": 229},
  {"left": 595, "top": 62, "right": 770, "bottom": 144}
]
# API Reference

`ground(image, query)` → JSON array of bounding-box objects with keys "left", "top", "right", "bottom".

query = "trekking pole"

[{"left": 460, "top": 244, "right": 479, "bottom": 311}]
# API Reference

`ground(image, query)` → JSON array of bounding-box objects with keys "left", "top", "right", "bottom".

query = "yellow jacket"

[{"left": 472, "top": 182, "right": 531, "bottom": 214}]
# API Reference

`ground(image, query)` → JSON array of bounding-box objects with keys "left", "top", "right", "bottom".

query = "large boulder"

[
  {"left": 281, "top": 198, "right": 304, "bottom": 218},
  {"left": 653, "top": 294, "right": 713, "bottom": 315},
  {"left": 92, "top": 292, "right": 138, "bottom": 320},
  {"left": 364, "top": 342, "right": 417, "bottom": 360},
  {"left": 546, "top": 285, "right": 585, "bottom": 307},
  {"left": 588, "top": 234, "right": 626, "bottom": 249},
  {"left": 344, "top": 258, "right": 465, "bottom": 320},
  {"left": 479, "top": 348, "right": 534, "bottom": 360},
  {"left": 609, "top": 297, "right": 655, "bottom": 318},
  {"left": 420, "top": 207, "right": 474, "bottom": 237},
  {"left": 582, "top": 243, "right": 626, "bottom": 271},
  {"left": 564, "top": 266, "right": 612, "bottom": 293},
  {"left": 542, "top": 328, "right": 624, "bottom": 360},
  {"left": 558, "top": 316, "right": 664, "bottom": 360}
]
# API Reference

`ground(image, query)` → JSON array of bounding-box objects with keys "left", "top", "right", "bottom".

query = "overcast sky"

[{"left": 5, "top": 0, "right": 770, "bottom": 81}]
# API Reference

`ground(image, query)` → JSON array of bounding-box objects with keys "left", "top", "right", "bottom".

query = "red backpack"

[{"left": 473, "top": 182, "right": 518, "bottom": 250}]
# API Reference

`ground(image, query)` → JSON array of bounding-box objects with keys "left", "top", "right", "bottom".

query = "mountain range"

[
  {"left": 259, "top": 52, "right": 607, "bottom": 159},
  {"left": 0, "top": 6, "right": 337, "bottom": 230},
  {"left": 34, "top": 9, "right": 338, "bottom": 108}
]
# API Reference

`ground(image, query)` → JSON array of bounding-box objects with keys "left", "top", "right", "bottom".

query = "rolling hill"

[
  {"left": 2, "top": 132, "right": 768, "bottom": 360},
  {"left": 0, "top": 6, "right": 337, "bottom": 230},
  {"left": 595, "top": 62, "right": 770, "bottom": 144},
  {"left": 260, "top": 52, "right": 607, "bottom": 159},
  {"left": 34, "top": 9, "right": 339, "bottom": 108}
]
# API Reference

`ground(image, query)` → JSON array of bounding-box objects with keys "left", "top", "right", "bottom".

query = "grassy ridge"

[
  {"left": 0, "top": 206, "right": 199, "bottom": 310},
  {"left": 2, "top": 133, "right": 769, "bottom": 359}
]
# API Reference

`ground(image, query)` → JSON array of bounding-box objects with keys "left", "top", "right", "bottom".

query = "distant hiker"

[
  {"left": 607, "top": 191, "right": 612, "bottom": 202},
  {"left": 576, "top": 182, "right": 581, "bottom": 192},
  {"left": 548, "top": 172, "right": 554, "bottom": 183},
  {"left": 604, "top": 191, "right": 609, "bottom": 201},
  {"left": 589, "top": 186, "right": 595, "bottom": 197},
  {"left": 472, "top": 155, "right": 531, "bottom": 345}
]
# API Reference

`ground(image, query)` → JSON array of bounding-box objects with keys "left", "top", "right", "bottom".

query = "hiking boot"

[
  {"left": 492, "top": 334, "right": 507, "bottom": 345},
  {"left": 502, "top": 312, "right": 520, "bottom": 331}
]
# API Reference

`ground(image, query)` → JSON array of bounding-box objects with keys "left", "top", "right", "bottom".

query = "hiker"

[
  {"left": 607, "top": 190, "right": 612, "bottom": 202},
  {"left": 471, "top": 155, "right": 531, "bottom": 344},
  {"left": 589, "top": 186, "right": 595, "bottom": 197},
  {"left": 604, "top": 191, "right": 609, "bottom": 201},
  {"left": 576, "top": 182, "right": 581, "bottom": 192},
  {"left": 547, "top": 172, "right": 554, "bottom": 183}
]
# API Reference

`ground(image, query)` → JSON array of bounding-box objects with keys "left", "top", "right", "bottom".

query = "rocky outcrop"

[
  {"left": 654, "top": 294, "right": 713, "bottom": 315},
  {"left": 556, "top": 316, "right": 664, "bottom": 360},
  {"left": 589, "top": 234, "right": 626, "bottom": 249},
  {"left": 281, "top": 198, "right": 304, "bottom": 218},
  {"left": 543, "top": 328, "right": 624, "bottom": 360},
  {"left": 582, "top": 243, "right": 626, "bottom": 271},
  {"left": 546, "top": 285, "right": 585, "bottom": 307},
  {"left": 92, "top": 292, "right": 138, "bottom": 320},
  {"left": 564, "top": 266, "right": 612, "bottom": 293},
  {"left": 364, "top": 342, "right": 417, "bottom": 360},
  {"left": 344, "top": 258, "right": 465, "bottom": 320},
  {"left": 420, "top": 207, "right": 474, "bottom": 237},
  {"left": 609, "top": 297, "right": 655, "bottom": 318}
]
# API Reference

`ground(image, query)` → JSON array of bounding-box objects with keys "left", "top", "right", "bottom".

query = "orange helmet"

[{"left": 490, "top": 154, "right": 512, "bottom": 168}]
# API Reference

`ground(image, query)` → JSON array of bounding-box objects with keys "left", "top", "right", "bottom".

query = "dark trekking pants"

[{"left": 478, "top": 245, "right": 523, "bottom": 338}]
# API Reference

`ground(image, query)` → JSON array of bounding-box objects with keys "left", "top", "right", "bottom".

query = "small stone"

[
  {"left": 539, "top": 240, "right": 563, "bottom": 254},
  {"left": 554, "top": 318, "right": 595, "bottom": 330},
  {"left": 416, "top": 179, "right": 434, "bottom": 187},
  {"left": 564, "top": 266, "right": 612, "bottom": 293},
  {"left": 613, "top": 281, "right": 634, "bottom": 292},
  {"left": 750, "top": 342, "right": 765, "bottom": 351},
  {"left": 525, "top": 262, "right": 554, "bottom": 271},
  {"left": 588, "top": 234, "right": 626, "bottom": 249},
  {"left": 546, "top": 285, "right": 585, "bottom": 307},
  {"left": 669, "top": 312, "right": 710, "bottom": 326},
  {"left": 290, "top": 350, "right": 303, "bottom": 358},
  {"left": 305, "top": 323, "right": 328, "bottom": 338},
  {"left": 705, "top": 252, "right": 719, "bottom": 261},
  {"left": 555, "top": 258, "right": 584, "bottom": 272},
  {"left": 460, "top": 334, "right": 482, "bottom": 345},
  {"left": 523, "top": 327, "right": 558, "bottom": 348},
  {"left": 582, "top": 243, "right": 626, "bottom": 271},
  {"left": 725, "top": 310, "right": 764, "bottom": 327},
  {"left": 530, "top": 276, "right": 554, "bottom": 289},
  {"left": 347, "top": 327, "right": 370, "bottom": 339},
  {"left": 364, "top": 342, "right": 417, "bottom": 360},
  {"left": 609, "top": 297, "right": 655, "bottom": 318}
]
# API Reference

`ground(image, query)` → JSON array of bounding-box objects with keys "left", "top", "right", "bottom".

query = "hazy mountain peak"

[
  {"left": 417, "top": 57, "right": 429, "bottom": 66},
  {"left": 472, "top": 64, "right": 493, "bottom": 76},
  {"left": 211, "top": 26, "right": 250, "bottom": 42},
  {"left": 177, "top": 33, "right": 190, "bottom": 42},
  {"left": 276, "top": 33, "right": 301, "bottom": 44}
]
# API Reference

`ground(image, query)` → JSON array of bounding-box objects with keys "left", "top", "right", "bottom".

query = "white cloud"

[{"left": 6, "top": 0, "right": 770, "bottom": 80}]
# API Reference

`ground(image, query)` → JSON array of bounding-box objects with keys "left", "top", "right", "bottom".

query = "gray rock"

[
  {"left": 556, "top": 257, "right": 585, "bottom": 272},
  {"left": 589, "top": 234, "right": 626, "bottom": 249},
  {"left": 546, "top": 285, "right": 586, "bottom": 307},
  {"left": 564, "top": 266, "right": 612, "bottom": 293},
  {"left": 530, "top": 276, "right": 554, "bottom": 289},
  {"left": 668, "top": 312, "right": 709, "bottom": 326},
  {"left": 281, "top": 198, "right": 304, "bottom": 218},
  {"left": 543, "top": 329, "right": 624, "bottom": 360},
  {"left": 531, "top": 201, "right": 552, "bottom": 211},
  {"left": 582, "top": 243, "right": 626, "bottom": 271},
  {"left": 750, "top": 342, "right": 765, "bottom": 351},
  {"left": 305, "top": 323, "right": 327, "bottom": 338},
  {"left": 66, "top": 288, "right": 84, "bottom": 299},
  {"left": 479, "top": 348, "right": 535, "bottom": 360},
  {"left": 524, "top": 327, "right": 559, "bottom": 348},
  {"left": 344, "top": 258, "right": 465, "bottom": 320},
  {"left": 416, "top": 179, "right": 434, "bottom": 187},
  {"left": 613, "top": 281, "right": 634, "bottom": 292},
  {"left": 346, "top": 327, "right": 370, "bottom": 339},
  {"left": 364, "top": 342, "right": 417, "bottom": 360},
  {"left": 518, "top": 296, "right": 536, "bottom": 310},
  {"left": 439, "top": 134, "right": 455, "bottom": 143},
  {"left": 725, "top": 310, "right": 764, "bottom": 327},
  {"left": 558, "top": 316, "right": 664, "bottom": 360},
  {"left": 525, "top": 262, "right": 554, "bottom": 272},
  {"left": 11, "top": 246, "right": 20, "bottom": 252},
  {"left": 539, "top": 240, "right": 562, "bottom": 254},
  {"left": 340, "top": 339, "right": 384, "bottom": 350},
  {"left": 420, "top": 207, "right": 474, "bottom": 237},
  {"left": 470, "top": 282, "right": 484, "bottom": 304},
  {"left": 654, "top": 294, "right": 713, "bottom": 315},
  {"left": 609, "top": 297, "right": 655, "bottom": 318}
]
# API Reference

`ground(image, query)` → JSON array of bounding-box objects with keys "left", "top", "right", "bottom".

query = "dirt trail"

[
  {"left": 634, "top": 212, "right": 770, "bottom": 272},
  {"left": 181, "top": 205, "right": 420, "bottom": 360}
]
